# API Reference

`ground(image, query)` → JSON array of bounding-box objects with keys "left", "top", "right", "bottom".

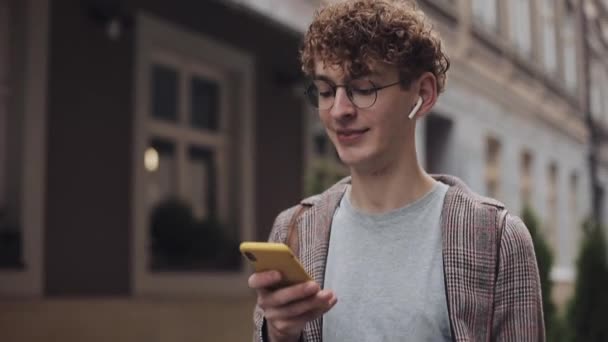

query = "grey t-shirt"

[{"left": 322, "top": 181, "right": 452, "bottom": 342}]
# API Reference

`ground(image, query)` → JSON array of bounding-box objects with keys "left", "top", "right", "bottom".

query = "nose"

[{"left": 329, "top": 87, "right": 356, "bottom": 120}]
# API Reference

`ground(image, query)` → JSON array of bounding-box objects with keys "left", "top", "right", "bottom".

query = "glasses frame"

[{"left": 304, "top": 79, "right": 402, "bottom": 110}]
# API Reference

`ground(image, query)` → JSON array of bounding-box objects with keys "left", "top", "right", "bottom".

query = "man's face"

[{"left": 313, "top": 61, "right": 419, "bottom": 171}]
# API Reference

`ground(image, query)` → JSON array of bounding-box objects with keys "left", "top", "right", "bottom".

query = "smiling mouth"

[{"left": 336, "top": 128, "right": 369, "bottom": 142}]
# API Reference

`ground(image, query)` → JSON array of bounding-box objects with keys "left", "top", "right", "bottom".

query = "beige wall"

[
  {"left": 0, "top": 296, "right": 257, "bottom": 342},
  {"left": 552, "top": 281, "right": 574, "bottom": 314}
]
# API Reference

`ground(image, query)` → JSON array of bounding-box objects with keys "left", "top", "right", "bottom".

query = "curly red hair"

[{"left": 301, "top": 0, "right": 450, "bottom": 93}]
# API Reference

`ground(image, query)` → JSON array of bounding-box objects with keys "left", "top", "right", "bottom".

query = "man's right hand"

[{"left": 249, "top": 270, "right": 338, "bottom": 342}]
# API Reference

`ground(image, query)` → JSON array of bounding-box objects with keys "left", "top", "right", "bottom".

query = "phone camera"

[{"left": 244, "top": 252, "right": 257, "bottom": 262}]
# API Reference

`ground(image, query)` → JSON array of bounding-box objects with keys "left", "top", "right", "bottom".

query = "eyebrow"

[
  {"left": 312, "top": 74, "right": 346, "bottom": 84},
  {"left": 312, "top": 72, "right": 377, "bottom": 83}
]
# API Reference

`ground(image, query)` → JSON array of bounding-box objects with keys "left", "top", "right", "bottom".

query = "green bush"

[
  {"left": 566, "top": 219, "right": 608, "bottom": 342},
  {"left": 521, "top": 206, "right": 557, "bottom": 338},
  {"left": 149, "top": 198, "right": 240, "bottom": 271}
]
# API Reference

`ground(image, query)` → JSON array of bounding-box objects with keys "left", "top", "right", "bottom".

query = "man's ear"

[{"left": 415, "top": 72, "right": 438, "bottom": 118}]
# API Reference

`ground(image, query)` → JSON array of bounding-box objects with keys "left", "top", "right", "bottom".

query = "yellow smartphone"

[{"left": 240, "top": 242, "right": 312, "bottom": 287}]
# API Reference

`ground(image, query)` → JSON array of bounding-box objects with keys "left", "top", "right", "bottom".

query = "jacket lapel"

[
  {"left": 297, "top": 180, "right": 348, "bottom": 341},
  {"left": 436, "top": 175, "right": 504, "bottom": 342}
]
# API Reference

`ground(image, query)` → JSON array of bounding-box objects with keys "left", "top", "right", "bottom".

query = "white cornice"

[{"left": 450, "top": 53, "right": 588, "bottom": 144}]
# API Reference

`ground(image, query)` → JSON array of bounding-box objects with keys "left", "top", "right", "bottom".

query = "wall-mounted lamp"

[{"left": 85, "top": 1, "right": 133, "bottom": 41}]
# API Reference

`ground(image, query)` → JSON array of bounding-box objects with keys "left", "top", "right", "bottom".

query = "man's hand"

[{"left": 249, "top": 271, "right": 337, "bottom": 342}]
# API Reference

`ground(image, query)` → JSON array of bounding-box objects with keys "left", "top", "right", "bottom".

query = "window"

[
  {"left": 604, "top": 66, "right": 608, "bottom": 124},
  {"left": 569, "top": 172, "right": 578, "bottom": 225},
  {"left": 0, "top": 0, "right": 21, "bottom": 269},
  {"left": 547, "top": 162, "right": 559, "bottom": 251},
  {"left": 508, "top": 0, "right": 532, "bottom": 55},
  {"left": 133, "top": 14, "right": 255, "bottom": 295},
  {"left": 472, "top": 0, "right": 499, "bottom": 32},
  {"left": 0, "top": 1, "right": 7, "bottom": 202},
  {"left": 562, "top": 2, "right": 578, "bottom": 92},
  {"left": 144, "top": 59, "right": 236, "bottom": 272},
  {"left": 590, "top": 61, "right": 608, "bottom": 123},
  {"left": 0, "top": 0, "right": 48, "bottom": 296},
  {"left": 521, "top": 150, "right": 533, "bottom": 206},
  {"left": 540, "top": 0, "right": 558, "bottom": 74},
  {"left": 485, "top": 136, "right": 501, "bottom": 199},
  {"left": 590, "top": 61, "right": 603, "bottom": 121}
]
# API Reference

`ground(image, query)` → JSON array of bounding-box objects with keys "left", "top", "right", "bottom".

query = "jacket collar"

[{"left": 299, "top": 174, "right": 504, "bottom": 209}]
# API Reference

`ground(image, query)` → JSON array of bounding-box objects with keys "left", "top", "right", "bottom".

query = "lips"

[{"left": 336, "top": 128, "right": 369, "bottom": 144}]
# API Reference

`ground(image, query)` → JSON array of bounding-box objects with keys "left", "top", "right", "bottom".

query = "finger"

[
  {"left": 294, "top": 293, "right": 338, "bottom": 321},
  {"left": 296, "top": 299, "right": 338, "bottom": 322},
  {"left": 267, "top": 318, "right": 306, "bottom": 340},
  {"left": 316, "top": 289, "right": 334, "bottom": 301},
  {"left": 248, "top": 271, "right": 281, "bottom": 289},
  {"left": 265, "top": 289, "right": 337, "bottom": 320},
  {"left": 266, "top": 296, "right": 338, "bottom": 331},
  {"left": 261, "top": 281, "right": 320, "bottom": 308}
]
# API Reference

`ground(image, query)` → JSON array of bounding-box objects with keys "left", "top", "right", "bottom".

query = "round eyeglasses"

[{"left": 304, "top": 79, "right": 401, "bottom": 110}]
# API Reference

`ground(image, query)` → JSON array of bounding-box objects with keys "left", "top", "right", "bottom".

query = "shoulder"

[
  {"left": 273, "top": 204, "right": 303, "bottom": 228},
  {"left": 500, "top": 213, "right": 536, "bottom": 260},
  {"left": 268, "top": 204, "right": 304, "bottom": 243},
  {"left": 436, "top": 175, "right": 506, "bottom": 227},
  {"left": 442, "top": 175, "right": 533, "bottom": 247}
]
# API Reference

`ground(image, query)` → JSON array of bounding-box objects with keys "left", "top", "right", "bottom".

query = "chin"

[{"left": 336, "top": 149, "right": 372, "bottom": 168}]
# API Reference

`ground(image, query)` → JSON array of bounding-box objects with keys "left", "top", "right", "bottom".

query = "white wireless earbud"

[{"left": 408, "top": 97, "right": 423, "bottom": 120}]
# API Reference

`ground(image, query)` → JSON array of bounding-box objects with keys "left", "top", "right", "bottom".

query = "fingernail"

[{"left": 329, "top": 297, "right": 338, "bottom": 306}]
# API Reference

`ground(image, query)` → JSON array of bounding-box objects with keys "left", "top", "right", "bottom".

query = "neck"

[{"left": 348, "top": 146, "right": 436, "bottom": 214}]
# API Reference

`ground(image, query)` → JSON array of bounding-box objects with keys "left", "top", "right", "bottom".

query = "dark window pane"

[
  {"left": 151, "top": 64, "right": 178, "bottom": 122},
  {"left": 190, "top": 76, "right": 219, "bottom": 131},
  {"left": 147, "top": 139, "right": 177, "bottom": 204},
  {"left": 148, "top": 145, "right": 240, "bottom": 272},
  {"left": 147, "top": 139, "right": 181, "bottom": 271},
  {"left": 189, "top": 147, "right": 216, "bottom": 221},
  {"left": 0, "top": 208, "right": 23, "bottom": 269},
  {"left": 0, "top": 39, "right": 24, "bottom": 268}
]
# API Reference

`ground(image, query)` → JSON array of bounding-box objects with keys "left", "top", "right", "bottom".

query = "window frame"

[
  {"left": 0, "top": 0, "right": 49, "bottom": 296},
  {"left": 590, "top": 59, "right": 604, "bottom": 121},
  {"left": 507, "top": 0, "right": 533, "bottom": 56},
  {"left": 539, "top": 0, "right": 559, "bottom": 75},
  {"left": 546, "top": 162, "right": 559, "bottom": 252},
  {"left": 132, "top": 13, "right": 256, "bottom": 297},
  {"left": 520, "top": 149, "right": 534, "bottom": 207},
  {"left": 145, "top": 53, "right": 231, "bottom": 225},
  {"left": 0, "top": 0, "right": 8, "bottom": 212},
  {"left": 561, "top": 1, "right": 579, "bottom": 93},
  {"left": 484, "top": 135, "right": 502, "bottom": 200}
]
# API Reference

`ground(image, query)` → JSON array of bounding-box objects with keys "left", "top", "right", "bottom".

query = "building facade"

[{"left": 1, "top": 0, "right": 608, "bottom": 341}]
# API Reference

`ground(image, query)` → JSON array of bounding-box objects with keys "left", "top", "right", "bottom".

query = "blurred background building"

[{"left": 0, "top": 0, "right": 607, "bottom": 341}]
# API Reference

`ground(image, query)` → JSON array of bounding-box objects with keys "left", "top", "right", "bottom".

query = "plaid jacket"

[{"left": 254, "top": 175, "right": 545, "bottom": 341}]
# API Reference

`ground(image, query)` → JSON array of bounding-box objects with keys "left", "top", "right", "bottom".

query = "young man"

[{"left": 248, "top": 1, "right": 545, "bottom": 341}]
